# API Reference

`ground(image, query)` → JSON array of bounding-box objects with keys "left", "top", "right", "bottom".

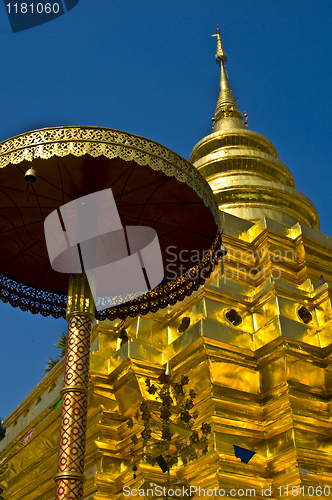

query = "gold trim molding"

[
  {"left": 0, "top": 126, "right": 221, "bottom": 229},
  {"left": 54, "top": 472, "right": 86, "bottom": 482},
  {"left": 60, "top": 386, "right": 88, "bottom": 396}
]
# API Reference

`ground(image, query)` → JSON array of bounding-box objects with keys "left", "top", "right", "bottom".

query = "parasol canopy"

[{"left": 0, "top": 126, "right": 221, "bottom": 320}]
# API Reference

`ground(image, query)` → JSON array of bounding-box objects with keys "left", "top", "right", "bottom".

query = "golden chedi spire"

[
  {"left": 190, "top": 28, "right": 320, "bottom": 230},
  {"left": 212, "top": 26, "right": 243, "bottom": 122}
]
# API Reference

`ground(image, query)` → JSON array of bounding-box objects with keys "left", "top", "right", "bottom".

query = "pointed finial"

[
  {"left": 211, "top": 25, "right": 227, "bottom": 66},
  {"left": 165, "top": 360, "right": 171, "bottom": 376},
  {"left": 211, "top": 26, "right": 244, "bottom": 125}
]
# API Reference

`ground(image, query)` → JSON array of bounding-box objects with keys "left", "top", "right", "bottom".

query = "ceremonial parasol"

[{"left": 0, "top": 126, "right": 221, "bottom": 500}]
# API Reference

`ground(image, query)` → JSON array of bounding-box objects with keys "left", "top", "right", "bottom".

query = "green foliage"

[
  {"left": 43, "top": 333, "right": 67, "bottom": 373},
  {"left": 43, "top": 356, "right": 60, "bottom": 373},
  {"left": 54, "top": 333, "right": 67, "bottom": 359},
  {"left": 0, "top": 419, "right": 6, "bottom": 441}
]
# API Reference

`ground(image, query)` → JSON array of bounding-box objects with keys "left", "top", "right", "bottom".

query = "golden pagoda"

[{"left": 1, "top": 28, "right": 332, "bottom": 500}]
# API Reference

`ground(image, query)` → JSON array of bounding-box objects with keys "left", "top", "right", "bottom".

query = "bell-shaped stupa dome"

[{"left": 190, "top": 27, "right": 320, "bottom": 230}]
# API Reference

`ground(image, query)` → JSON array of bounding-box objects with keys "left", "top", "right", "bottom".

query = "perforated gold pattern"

[
  {"left": 0, "top": 126, "right": 220, "bottom": 228},
  {"left": 0, "top": 232, "right": 221, "bottom": 320},
  {"left": 99, "top": 231, "right": 222, "bottom": 321},
  {"left": 0, "top": 275, "right": 67, "bottom": 318}
]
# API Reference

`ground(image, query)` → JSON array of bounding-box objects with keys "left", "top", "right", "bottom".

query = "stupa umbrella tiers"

[{"left": 0, "top": 126, "right": 222, "bottom": 500}]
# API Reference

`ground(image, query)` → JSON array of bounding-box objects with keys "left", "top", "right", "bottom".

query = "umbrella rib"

[
  {"left": 0, "top": 186, "right": 48, "bottom": 254},
  {"left": 116, "top": 162, "right": 137, "bottom": 208},
  {"left": 59, "top": 158, "right": 80, "bottom": 199},
  {"left": 5, "top": 165, "right": 67, "bottom": 204},
  {"left": 0, "top": 243, "right": 49, "bottom": 280},
  {"left": 34, "top": 259, "right": 57, "bottom": 288},
  {"left": 0, "top": 231, "right": 49, "bottom": 272},
  {"left": 114, "top": 203, "right": 211, "bottom": 235},
  {"left": 57, "top": 157, "right": 65, "bottom": 205},
  {"left": 134, "top": 177, "right": 174, "bottom": 225}
]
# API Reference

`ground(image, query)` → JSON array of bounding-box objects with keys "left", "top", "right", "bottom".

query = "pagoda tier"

[{"left": 1, "top": 212, "right": 332, "bottom": 499}]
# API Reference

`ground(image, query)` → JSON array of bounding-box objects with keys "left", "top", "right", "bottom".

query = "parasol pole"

[{"left": 54, "top": 273, "right": 95, "bottom": 500}]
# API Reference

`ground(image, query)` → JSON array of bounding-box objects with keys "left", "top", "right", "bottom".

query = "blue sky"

[{"left": 1, "top": 0, "right": 332, "bottom": 419}]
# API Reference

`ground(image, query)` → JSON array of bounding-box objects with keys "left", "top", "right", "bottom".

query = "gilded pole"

[{"left": 54, "top": 274, "right": 95, "bottom": 500}]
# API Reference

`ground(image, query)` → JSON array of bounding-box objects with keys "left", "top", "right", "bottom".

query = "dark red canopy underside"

[{"left": 0, "top": 154, "right": 218, "bottom": 298}]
